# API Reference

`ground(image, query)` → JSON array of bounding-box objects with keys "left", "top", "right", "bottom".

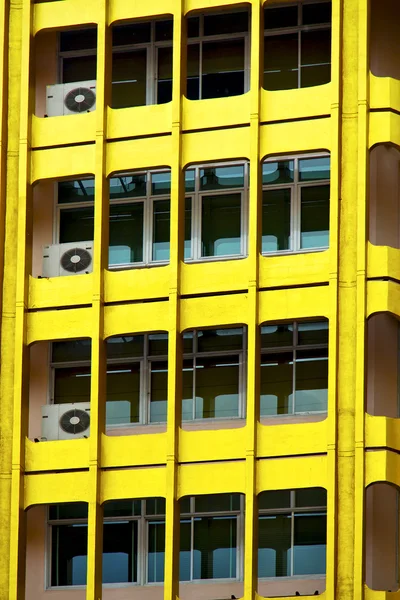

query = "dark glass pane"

[
  {"left": 62, "top": 56, "right": 97, "bottom": 84},
  {"left": 264, "top": 33, "right": 298, "bottom": 91},
  {"left": 180, "top": 497, "right": 191, "bottom": 514},
  {"left": 262, "top": 188, "right": 291, "bottom": 252},
  {"left": 157, "top": 47, "right": 173, "bottom": 104},
  {"left": 258, "top": 515, "right": 291, "bottom": 577},
  {"left": 187, "top": 17, "right": 200, "bottom": 38},
  {"left": 60, "top": 28, "right": 97, "bottom": 52},
  {"left": 58, "top": 180, "right": 95, "bottom": 204},
  {"left": 195, "top": 356, "right": 239, "bottom": 419},
  {"left": 299, "top": 157, "right": 330, "bottom": 181},
  {"left": 185, "top": 197, "right": 192, "bottom": 259},
  {"left": 296, "top": 488, "right": 327, "bottom": 508},
  {"left": 193, "top": 516, "right": 237, "bottom": 579},
  {"left": 52, "top": 339, "right": 91, "bottom": 363},
  {"left": 260, "top": 353, "right": 293, "bottom": 416},
  {"left": 301, "top": 29, "right": 331, "bottom": 88},
  {"left": 197, "top": 328, "right": 243, "bottom": 353},
  {"left": 51, "top": 523, "right": 88, "bottom": 585},
  {"left": 195, "top": 494, "right": 240, "bottom": 513},
  {"left": 201, "top": 193, "right": 241, "bottom": 257},
  {"left": 106, "top": 363, "right": 140, "bottom": 425},
  {"left": 155, "top": 19, "right": 173, "bottom": 41},
  {"left": 153, "top": 200, "right": 170, "bottom": 261},
  {"left": 262, "top": 161, "right": 294, "bottom": 185},
  {"left": 59, "top": 206, "right": 94, "bottom": 243},
  {"left": 109, "top": 174, "right": 147, "bottom": 199},
  {"left": 300, "top": 185, "right": 330, "bottom": 249},
  {"left": 186, "top": 44, "right": 200, "bottom": 99},
  {"left": 302, "top": 2, "right": 331, "bottom": 25},
  {"left": 294, "top": 349, "right": 328, "bottom": 413},
  {"left": 258, "top": 490, "right": 291, "bottom": 510},
  {"left": 106, "top": 335, "right": 144, "bottom": 359},
  {"left": 150, "top": 361, "right": 168, "bottom": 422},
  {"left": 202, "top": 39, "right": 245, "bottom": 99},
  {"left": 260, "top": 324, "right": 293, "bottom": 349},
  {"left": 204, "top": 11, "right": 248, "bottom": 35},
  {"left": 182, "top": 360, "right": 194, "bottom": 421},
  {"left": 109, "top": 202, "right": 144, "bottom": 265},
  {"left": 152, "top": 171, "right": 171, "bottom": 195},
  {"left": 49, "top": 502, "right": 88, "bottom": 521},
  {"left": 200, "top": 165, "right": 244, "bottom": 190},
  {"left": 297, "top": 321, "right": 329, "bottom": 346},
  {"left": 112, "top": 50, "right": 147, "bottom": 108},
  {"left": 103, "top": 521, "right": 137, "bottom": 583},
  {"left": 293, "top": 513, "right": 327, "bottom": 575},
  {"left": 179, "top": 520, "right": 192, "bottom": 581},
  {"left": 183, "top": 332, "right": 194, "bottom": 354},
  {"left": 103, "top": 499, "right": 141, "bottom": 517},
  {"left": 148, "top": 333, "right": 168, "bottom": 356},
  {"left": 264, "top": 6, "right": 298, "bottom": 29},
  {"left": 54, "top": 366, "right": 91, "bottom": 404},
  {"left": 148, "top": 522, "right": 165, "bottom": 583},
  {"left": 146, "top": 497, "right": 166, "bottom": 515},
  {"left": 112, "top": 22, "right": 151, "bottom": 46},
  {"left": 185, "top": 170, "right": 195, "bottom": 192}
]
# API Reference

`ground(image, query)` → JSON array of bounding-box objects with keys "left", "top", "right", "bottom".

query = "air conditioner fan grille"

[
  {"left": 59, "top": 408, "right": 90, "bottom": 434},
  {"left": 60, "top": 247, "right": 92, "bottom": 273},
  {"left": 64, "top": 86, "right": 96, "bottom": 113}
]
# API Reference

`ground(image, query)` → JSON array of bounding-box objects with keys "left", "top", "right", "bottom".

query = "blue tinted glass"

[
  {"left": 262, "top": 161, "right": 294, "bottom": 185},
  {"left": 109, "top": 202, "right": 144, "bottom": 264},
  {"left": 185, "top": 169, "right": 195, "bottom": 192},
  {"left": 201, "top": 193, "right": 241, "bottom": 257},
  {"left": 258, "top": 515, "right": 291, "bottom": 577},
  {"left": 179, "top": 520, "right": 191, "bottom": 581},
  {"left": 109, "top": 174, "right": 147, "bottom": 199},
  {"left": 299, "top": 157, "right": 330, "bottom": 181},
  {"left": 300, "top": 185, "right": 330, "bottom": 249},
  {"left": 193, "top": 516, "right": 236, "bottom": 579},
  {"left": 148, "top": 522, "right": 165, "bottom": 582},
  {"left": 293, "top": 513, "right": 326, "bottom": 575},
  {"left": 58, "top": 179, "right": 95, "bottom": 203},
  {"left": 151, "top": 172, "right": 171, "bottom": 195},
  {"left": 152, "top": 200, "right": 170, "bottom": 261},
  {"left": 185, "top": 197, "right": 192, "bottom": 259},
  {"left": 51, "top": 524, "right": 88, "bottom": 586},
  {"left": 102, "top": 521, "right": 137, "bottom": 583},
  {"left": 200, "top": 165, "right": 244, "bottom": 190}
]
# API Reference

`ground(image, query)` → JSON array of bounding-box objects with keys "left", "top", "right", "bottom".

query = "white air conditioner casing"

[
  {"left": 42, "top": 241, "right": 94, "bottom": 277},
  {"left": 46, "top": 80, "right": 96, "bottom": 116},
  {"left": 41, "top": 402, "right": 91, "bottom": 441}
]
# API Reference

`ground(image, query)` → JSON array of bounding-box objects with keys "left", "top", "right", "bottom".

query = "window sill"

[
  {"left": 184, "top": 254, "right": 247, "bottom": 264},
  {"left": 259, "top": 574, "right": 326, "bottom": 582},
  {"left": 261, "top": 247, "right": 328, "bottom": 257}
]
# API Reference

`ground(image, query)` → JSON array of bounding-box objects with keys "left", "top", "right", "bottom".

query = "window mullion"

[
  {"left": 190, "top": 516, "right": 194, "bottom": 581},
  {"left": 290, "top": 510, "right": 295, "bottom": 577}
]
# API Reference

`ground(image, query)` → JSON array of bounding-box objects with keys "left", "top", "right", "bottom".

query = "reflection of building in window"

[
  {"left": 264, "top": 2, "right": 331, "bottom": 91},
  {"left": 57, "top": 170, "right": 171, "bottom": 268},
  {"left": 262, "top": 154, "right": 330, "bottom": 253},
  {"left": 185, "top": 10, "right": 249, "bottom": 100},
  {"left": 51, "top": 334, "right": 168, "bottom": 425},
  {"left": 258, "top": 488, "right": 327, "bottom": 578},
  {"left": 260, "top": 321, "right": 328, "bottom": 416},
  {"left": 182, "top": 328, "right": 246, "bottom": 420},
  {"left": 184, "top": 163, "right": 248, "bottom": 260}
]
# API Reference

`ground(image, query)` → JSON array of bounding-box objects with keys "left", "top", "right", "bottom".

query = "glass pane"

[
  {"left": 200, "top": 166, "right": 244, "bottom": 191},
  {"left": 60, "top": 28, "right": 97, "bottom": 52},
  {"left": 301, "top": 30, "right": 331, "bottom": 88},
  {"left": 182, "top": 361, "right": 194, "bottom": 421},
  {"left": 146, "top": 498, "right": 166, "bottom": 515},
  {"left": 197, "top": 328, "right": 243, "bottom": 353},
  {"left": 300, "top": 185, "right": 330, "bottom": 249},
  {"left": 109, "top": 174, "right": 147, "bottom": 199},
  {"left": 152, "top": 200, "right": 170, "bottom": 261},
  {"left": 151, "top": 172, "right": 171, "bottom": 196},
  {"left": 106, "top": 363, "right": 140, "bottom": 425},
  {"left": 112, "top": 22, "right": 151, "bottom": 45},
  {"left": 112, "top": 50, "right": 147, "bottom": 108},
  {"left": 293, "top": 514, "right": 327, "bottom": 575},
  {"left": 296, "top": 488, "right": 327, "bottom": 508},
  {"left": 103, "top": 521, "right": 137, "bottom": 583},
  {"left": 195, "top": 494, "right": 240, "bottom": 513},
  {"left": 260, "top": 353, "right": 293, "bottom": 416},
  {"left": 54, "top": 366, "right": 91, "bottom": 404},
  {"left": 302, "top": 2, "right": 331, "bottom": 25},
  {"left": 185, "top": 197, "right": 192, "bottom": 259},
  {"left": 260, "top": 324, "right": 293, "bottom": 349},
  {"left": 258, "top": 490, "right": 291, "bottom": 510},
  {"left": 59, "top": 206, "right": 94, "bottom": 244},
  {"left": 204, "top": 11, "right": 248, "bottom": 35},
  {"left": 294, "top": 349, "right": 328, "bottom": 413},
  {"left": 258, "top": 515, "right": 291, "bottom": 577},
  {"left": 106, "top": 335, "right": 144, "bottom": 359},
  {"left": 49, "top": 502, "right": 88, "bottom": 520},
  {"left": 180, "top": 497, "right": 191, "bottom": 514},
  {"left": 185, "top": 170, "right": 195, "bottom": 192},
  {"left": 179, "top": 520, "right": 192, "bottom": 581},
  {"left": 109, "top": 202, "right": 144, "bottom": 265},
  {"left": 193, "top": 516, "right": 237, "bottom": 579},
  {"left": 52, "top": 339, "right": 91, "bottom": 363},
  {"left": 195, "top": 356, "right": 239, "bottom": 419},
  {"left": 62, "top": 56, "right": 97, "bottom": 83},
  {"left": 157, "top": 47, "right": 173, "bottom": 104},
  {"left": 52, "top": 523, "right": 88, "bottom": 585},
  {"left": 299, "top": 157, "right": 330, "bottom": 181},
  {"left": 264, "top": 33, "right": 298, "bottom": 91},
  {"left": 297, "top": 321, "right": 329, "bottom": 346},
  {"left": 186, "top": 44, "right": 200, "bottom": 100},
  {"left": 264, "top": 6, "right": 298, "bottom": 29},
  {"left": 155, "top": 19, "right": 173, "bottom": 41},
  {"left": 262, "top": 188, "right": 291, "bottom": 252},
  {"left": 58, "top": 180, "right": 95, "bottom": 204},
  {"left": 148, "top": 522, "right": 165, "bottom": 583},
  {"left": 202, "top": 39, "right": 245, "bottom": 99},
  {"left": 201, "top": 193, "right": 241, "bottom": 257},
  {"left": 183, "top": 331, "right": 194, "bottom": 354},
  {"left": 187, "top": 17, "right": 200, "bottom": 38},
  {"left": 148, "top": 333, "right": 168, "bottom": 356},
  {"left": 150, "top": 361, "right": 168, "bottom": 422},
  {"left": 262, "top": 161, "right": 294, "bottom": 185},
  {"left": 103, "top": 499, "right": 141, "bottom": 517}
]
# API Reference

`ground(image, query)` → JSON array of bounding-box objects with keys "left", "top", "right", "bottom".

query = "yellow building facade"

[{"left": 1, "top": 0, "right": 400, "bottom": 598}]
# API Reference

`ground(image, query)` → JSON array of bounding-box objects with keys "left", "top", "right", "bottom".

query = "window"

[
  {"left": 186, "top": 10, "right": 250, "bottom": 100},
  {"left": 57, "top": 169, "right": 171, "bottom": 268},
  {"left": 264, "top": 1, "right": 331, "bottom": 90},
  {"left": 184, "top": 163, "right": 248, "bottom": 261},
  {"left": 182, "top": 327, "right": 246, "bottom": 420},
  {"left": 258, "top": 488, "right": 327, "bottom": 578},
  {"left": 51, "top": 334, "right": 168, "bottom": 425},
  {"left": 262, "top": 155, "right": 330, "bottom": 253},
  {"left": 260, "top": 321, "right": 328, "bottom": 416},
  {"left": 48, "top": 498, "right": 166, "bottom": 587}
]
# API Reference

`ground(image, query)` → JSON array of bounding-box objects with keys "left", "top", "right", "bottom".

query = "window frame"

[{"left": 261, "top": 152, "right": 330, "bottom": 255}]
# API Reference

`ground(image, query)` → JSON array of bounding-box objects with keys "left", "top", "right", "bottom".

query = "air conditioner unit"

[
  {"left": 46, "top": 80, "right": 96, "bottom": 116},
  {"left": 41, "top": 402, "right": 91, "bottom": 441},
  {"left": 42, "top": 241, "right": 93, "bottom": 277}
]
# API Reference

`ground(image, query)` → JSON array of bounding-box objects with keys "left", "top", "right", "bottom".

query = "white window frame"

[
  {"left": 258, "top": 489, "right": 327, "bottom": 580},
  {"left": 261, "top": 152, "right": 330, "bottom": 256},
  {"left": 185, "top": 161, "right": 249, "bottom": 263},
  {"left": 264, "top": 0, "right": 331, "bottom": 90},
  {"left": 182, "top": 327, "right": 247, "bottom": 421},
  {"left": 260, "top": 320, "right": 328, "bottom": 416}
]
